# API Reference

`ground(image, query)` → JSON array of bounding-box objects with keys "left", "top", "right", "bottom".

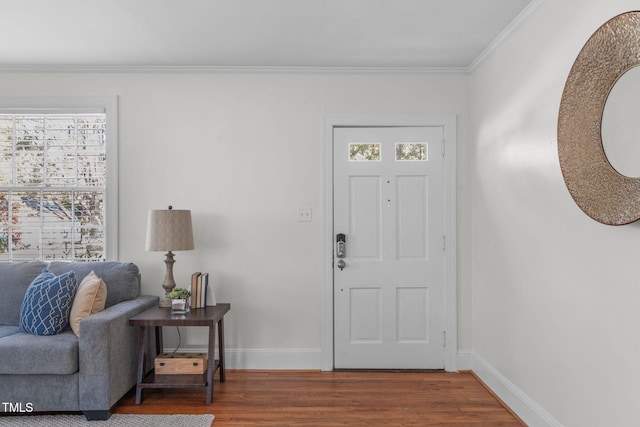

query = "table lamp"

[{"left": 146, "top": 206, "right": 194, "bottom": 307}]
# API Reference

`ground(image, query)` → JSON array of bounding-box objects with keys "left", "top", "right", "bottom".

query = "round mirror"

[
  {"left": 558, "top": 11, "right": 640, "bottom": 225},
  {"left": 602, "top": 65, "right": 640, "bottom": 178}
]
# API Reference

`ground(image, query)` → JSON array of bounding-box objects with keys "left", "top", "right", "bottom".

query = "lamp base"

[{"left": 159, "top": 251, "right": 177, "bottom": 307}]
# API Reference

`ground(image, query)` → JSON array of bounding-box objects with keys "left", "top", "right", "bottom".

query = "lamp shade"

[{"left": 145, "top": 209, "right": 194, "bottom": 252}]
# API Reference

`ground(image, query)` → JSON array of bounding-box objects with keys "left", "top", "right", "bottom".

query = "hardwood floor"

[{"left": 115, "top": 370, "right": 524, "bottom": 426}]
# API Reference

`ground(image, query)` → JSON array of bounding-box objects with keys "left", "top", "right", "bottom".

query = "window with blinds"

[{"left": 0, "top": 111, "right": 111, "bottom": 261}]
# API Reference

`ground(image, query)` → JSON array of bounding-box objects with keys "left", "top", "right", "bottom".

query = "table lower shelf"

[{"left": 139, "top": 359, "right": 220, "bottom": 390}]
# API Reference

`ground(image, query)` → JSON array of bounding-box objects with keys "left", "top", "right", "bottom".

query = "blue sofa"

[{"left": 0, "top": 261, "right": 158, "bottom": 420}]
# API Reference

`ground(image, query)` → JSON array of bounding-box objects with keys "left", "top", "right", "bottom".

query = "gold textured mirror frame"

[{"left": 558, "top": 11, "right": 640, "bottom": 225}]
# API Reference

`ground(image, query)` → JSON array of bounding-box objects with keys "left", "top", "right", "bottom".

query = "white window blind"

[{"left": 0, "top": 105, "right": 114, "bottom": 261}]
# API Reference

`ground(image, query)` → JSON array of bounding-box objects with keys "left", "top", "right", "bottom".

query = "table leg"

[
  {"left": 218, "top": 317, "right": 226, "bottom": 382},
  {"left": 155, "top": 326, "right": 163, "bottom": 355},
  {"left": 135, "top": 326, "right": 146, "bottom": 404},
  {"left": 206, "top": 324, "right": 215, "bottom": 404}
]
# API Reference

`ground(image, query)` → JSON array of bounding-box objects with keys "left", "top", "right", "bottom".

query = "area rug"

[{"left": 0, "top": 414, "right": 214, "bottom": 426}]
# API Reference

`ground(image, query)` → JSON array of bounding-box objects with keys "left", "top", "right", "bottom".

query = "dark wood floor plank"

[{"left": 114, "top": 370, "right": 525, "bottom": 426}]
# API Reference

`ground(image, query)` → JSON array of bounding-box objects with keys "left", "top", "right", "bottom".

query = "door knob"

[{"left": 337, "top": 260, "right": 346, "bottom": 271}]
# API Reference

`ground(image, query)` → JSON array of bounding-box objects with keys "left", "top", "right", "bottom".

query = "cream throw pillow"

[{"left": 70, "top": 271, "right": 107, "bottom": 336}]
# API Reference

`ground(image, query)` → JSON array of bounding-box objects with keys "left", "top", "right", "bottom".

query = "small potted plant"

[{"left": 166, "top": 288, "right": 191, "bottom": 314}]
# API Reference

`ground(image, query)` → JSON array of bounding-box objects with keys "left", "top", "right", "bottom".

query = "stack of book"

[{"left": 190, "top": 272, "right": 211, "bottom": 309}]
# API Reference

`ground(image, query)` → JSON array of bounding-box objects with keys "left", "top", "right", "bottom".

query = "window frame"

[{"left": 0, "top": 96, "right": 118, "bottom": 261}]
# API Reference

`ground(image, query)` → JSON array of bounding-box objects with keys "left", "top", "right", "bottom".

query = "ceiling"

[{"left": 0, "top": 0, "right": 537, "bottom": 72}]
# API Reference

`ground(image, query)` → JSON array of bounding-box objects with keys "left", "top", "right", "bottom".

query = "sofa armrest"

[{"left": 78, "top": 295, "right": 159, "bottom": 412}]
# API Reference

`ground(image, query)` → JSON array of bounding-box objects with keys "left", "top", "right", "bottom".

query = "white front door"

[{"left": 333, "top": 126, "right": 446, "bottom": 369}]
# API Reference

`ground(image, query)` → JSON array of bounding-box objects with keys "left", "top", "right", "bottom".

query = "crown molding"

[
  {"left": 468, "top": 0, "right": 548, "bottom": 72},
  {"left": 0, "top": 64, "right": 471, "bottom": 75}
]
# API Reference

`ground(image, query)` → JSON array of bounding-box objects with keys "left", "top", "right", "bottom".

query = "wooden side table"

[{"left": 129, "top": 303, "right": 230, "bottom": 405}]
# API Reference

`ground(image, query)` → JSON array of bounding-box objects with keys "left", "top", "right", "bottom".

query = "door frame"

[{"left": 321, "top": 114, "right": 458, "bottom": 372}]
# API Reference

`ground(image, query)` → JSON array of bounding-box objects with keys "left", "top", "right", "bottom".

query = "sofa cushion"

[
  {"left": 0, "top": 325, "right": 20, "bottom": 339},
  {"left": 0, "top": 261, "right": 48, "bottom": 326},
  {"left": 20, "top": 270, "right": 78, "bottom": 336},
  {"left": 0, "top": 329, "right": 78, "bottom": 375},
  {"left": 69, "top": 271, "right": 107, "bottom": 336},
  {"left": 48, "top": 261, "right": 140, "bottom": 308}
]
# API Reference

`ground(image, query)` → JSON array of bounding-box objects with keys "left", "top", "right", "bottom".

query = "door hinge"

[
  {"left": 442, "top": 235, "right": 446, "bottom": 251},
  {"left": 442, "top": 331, "right": 447, "bottom": 347},
  {"left": 441, "top": 139, "right": 445, "bottom": 157}
]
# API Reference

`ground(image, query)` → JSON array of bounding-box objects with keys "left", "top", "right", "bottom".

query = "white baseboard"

[
  {"left": 472, "top": 353, "right": 564, "bottom": 427},
  {"left": 225, "top": 348, "right": 323, "bottom": 370},
  {"left": 456, "top": 350, "right": 473, "bottom": 370},
  {"left": 173, "top": 348, "right": 469, "bottom": 371},
  {"left": 173, "top": 347, "right": 324, "bottom": 370}
]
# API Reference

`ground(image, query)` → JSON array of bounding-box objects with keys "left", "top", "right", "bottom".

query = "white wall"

[
  {"left": 0, "top": 71, "right": 471, "bottom": 365},
  {"left": 470, "top": 0, "right": 640, "bottom": 425},
  {"left": 8, "top": 1, "right": 640, "bottom": 422}
]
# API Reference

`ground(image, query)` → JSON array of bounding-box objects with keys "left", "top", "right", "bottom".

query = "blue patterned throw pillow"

[{"left": 19, "top": 269, "right": 78, "bottom": 336}]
